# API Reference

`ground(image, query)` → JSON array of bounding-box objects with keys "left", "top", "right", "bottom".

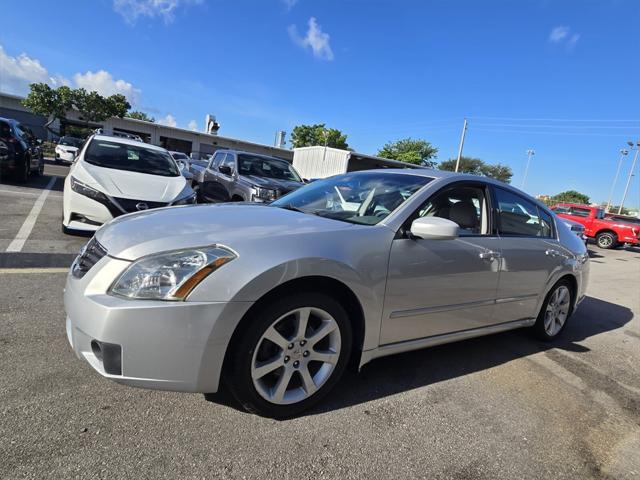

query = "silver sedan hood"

[{"left": 96, "top": 203, "right": 356, "bottom": 260}]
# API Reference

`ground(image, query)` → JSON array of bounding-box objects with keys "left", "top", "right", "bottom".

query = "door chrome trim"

[
  {"left": 360, "top": 318, "right": 535, "bottom": 367},
  {"left": 390, "top": 294, "right": 538, "bottom": 319},
  {"left": 494, "top": 293, "right": 538, "bottom": 304}
]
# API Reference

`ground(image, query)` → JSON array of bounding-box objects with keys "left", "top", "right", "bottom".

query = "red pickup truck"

[{"left": 551, "top": 203, "right": 640, "bottom": 249}]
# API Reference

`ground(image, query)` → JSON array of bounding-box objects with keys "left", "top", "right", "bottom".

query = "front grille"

[
  {"left": 111, "top": 197, "right": 168, "bottom": 214},
  {"left": 72, "top": 237, "right": 107, "bottom": 278}
]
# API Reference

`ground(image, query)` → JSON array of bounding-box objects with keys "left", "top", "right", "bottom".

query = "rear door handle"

[{"left": 479, "top": 251, "right": 501, "bottom": 260}]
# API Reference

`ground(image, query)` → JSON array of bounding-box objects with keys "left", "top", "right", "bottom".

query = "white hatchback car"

[{"left": 62, "top": 134, "right": 196, "bottom": 234}]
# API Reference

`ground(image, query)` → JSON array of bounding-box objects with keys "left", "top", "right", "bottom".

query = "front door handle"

[
  {"left": 479, "top": 251, "right": 501, "bottom": 260},
  {"left": 545, "top": 249, "right": 560, "bottom": 258}
]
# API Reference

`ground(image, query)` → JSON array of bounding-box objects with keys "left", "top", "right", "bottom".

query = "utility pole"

[
  {"left": 605, "top": 148, "right": 629, "bottom": 212},
  {"left": 454, "top": 118, "right": 468, "bottom": 172},
  {"left": 522, "top": 149, "right": 535, "bottom": 189},
  {"left": 618, "top": 141, "right": 639, "bottom": 214}
]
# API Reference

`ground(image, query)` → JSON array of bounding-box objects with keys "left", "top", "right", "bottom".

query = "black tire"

[
  {"left": 532, "top": 279, "right": 574, "bottom": 341},
  {"left": 224, "top": 292, "right": 352, "bottom": 419},
  {"left": 596, "top": 231, "right": 618, "bottom": 249},
  {"left": 17, "top": 156, "right": 30, "bottom": 183}
]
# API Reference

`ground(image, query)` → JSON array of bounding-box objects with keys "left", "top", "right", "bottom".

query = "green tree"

[
  {"left": 22, "top": 83, "right": 131, "bottom": 132},
  {"left": 551, "top": 190, "right": 590, "bottom": 204},
  {"left": 22, "top": 83, "right": 75, "bottom": 134},
  {"left": 377, "top": 138, "right": 438, "bottom": 167},
  {"left": 290, "top": 124, "right": 349, "bottom": 149},
  {"left": 438, "top": 156, "right": 513, "bottom": 183},
  {"left": 74, "top": 89, "right": 130, "bottom": 125},
  {"left": 126, "top": 110, "right": 155, "bottom": 122}
]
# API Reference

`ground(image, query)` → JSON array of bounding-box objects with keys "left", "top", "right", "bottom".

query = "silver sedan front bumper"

[{"left": 63, "top": 256, "right": 253, "bottom": 393}]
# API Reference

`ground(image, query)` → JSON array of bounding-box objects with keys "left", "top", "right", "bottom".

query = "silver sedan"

[{"left": 64, "top": 169, "right": 589, "bottom": 418}]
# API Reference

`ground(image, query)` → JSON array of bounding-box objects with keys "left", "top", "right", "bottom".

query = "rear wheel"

[
  {"left": 596, "top": 231, "right": 617, "bottom": 249},
  {"left": 225, "top": 292, "right": 352, "bottom": 418},
  {"left": 533, "top": 280, "right": 573, "bottom": 341}
]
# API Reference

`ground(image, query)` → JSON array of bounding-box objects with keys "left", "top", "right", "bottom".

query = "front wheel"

[
  {"left": 17, "top": 156, "right": 30, "bottom": 183},
  {"left": 225, "top": 292, "right": 352, "bottom": 418},
  {"left": 533, "top": 280, "right": 573, "bottom": 341}
]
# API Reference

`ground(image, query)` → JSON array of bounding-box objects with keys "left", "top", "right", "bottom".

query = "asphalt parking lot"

[{"left": 1, "top": 164, "right": 639, "bottom": 479}]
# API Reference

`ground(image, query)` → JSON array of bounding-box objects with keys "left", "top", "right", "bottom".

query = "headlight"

[
  {"left": 172, "top": 191, "right": 197, "bottom": 205},
  {"left": 70, "top": 176, "right": 109, "bottom": 202},
  {"left": 108, "top": 246, "right": 236, "bottom": 301},
  {"left": 253, "top": 186, "right": 277, "bottom": 201}
]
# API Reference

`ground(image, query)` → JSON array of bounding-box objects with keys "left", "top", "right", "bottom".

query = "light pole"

[
  {"left": 606, "top": 148, "right": 629, "bottom": 212},
  {"left": 455, "top": 118, "right": 468, "bottom": 172},
  {"left": 618, "top": 140, "right": 640, "bottom": 215},
  {"left": 522, "top": 149, "right": 535, "bottom": 189}
]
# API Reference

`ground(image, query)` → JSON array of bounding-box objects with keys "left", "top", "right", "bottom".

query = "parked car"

[
  {"left": 562, "top": 218, "right": 587, "bottom": 245},
  {"left": 169, "top": 151, "right": 191, "bottom": 170},
  {"left": 64, "top": 170, "right": 589, "bottom": 418},
  {"left": 198, "top": 150, "right": 304, "bottom": 203},
  {"left": 0, "top": 117, "right": 44, "bottom": 182},
  {"left": 55, "top": 136, "right": 84, "bottom": 164},
  {"left": 551, "top": 203, "right": 640, "bottom": 249},
  {"left": 62, "top": 134, "right": 196, "bottom": 234},
  {"left": 605, "top": 213, "right": 640, "bottom": 225}
]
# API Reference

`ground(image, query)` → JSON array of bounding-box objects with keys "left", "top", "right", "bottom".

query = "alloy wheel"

[
  {"left": 598, "top": 234, "right": 613, "bottom": 248},
  {"left": 251, "top": 307, "right": 341, "bottom": 405},
  {"left": 543, "top": 285, "right": 570, "bottom": 336}
]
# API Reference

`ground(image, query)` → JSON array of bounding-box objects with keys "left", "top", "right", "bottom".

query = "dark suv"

[
  {"left": 0, "top": 117, "right": 44, "bottom": 182},
  {"left": 197, "top": 150, "right": 304, "bottom": 203}
]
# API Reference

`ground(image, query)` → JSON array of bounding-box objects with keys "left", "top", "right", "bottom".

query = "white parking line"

[
  {"left": 0, "top": 188, "right": 62, "bottom": 198},
  {"left": 0, "top": 268, "right": 69, "bottom": 274},
  {"left": 5, "top": 177, "right": 57, "bottom": 252}
]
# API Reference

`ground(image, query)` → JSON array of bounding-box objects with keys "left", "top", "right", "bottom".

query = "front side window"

[
  {"left": 0, "top": 121, "right": 10, "bottom": 137},
  {"left": 494, "top": 187, "right": 551, "bottom": 237},
  {"left": 270, "top": 172, "right": 432, "bottom": 225},
  {"left": 84, "top": 139, "right": 180, "bottom": 177},
  {"left": 595, "top": 208, "right": 605, "bottom": 219},
  {"left": 415, "top": 185, "right": 489, "bottom": 235},
  {"left": 220, "top": 154, "right": 235, "bottom": 173},
  {"left": 237, "top": 154, "right": 302, "bottom": 182},
  {"left": 209, "top": 152, "right": 225, "bottom": 170}
]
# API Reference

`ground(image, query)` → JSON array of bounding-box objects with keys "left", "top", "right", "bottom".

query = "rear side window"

[{"left": 494, "top": 187, "right": 553, "bottom": 238}]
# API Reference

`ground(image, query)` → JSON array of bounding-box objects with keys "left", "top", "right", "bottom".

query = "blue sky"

[{"left": 1, "top": 0, "right": 639, "bottom": 207}]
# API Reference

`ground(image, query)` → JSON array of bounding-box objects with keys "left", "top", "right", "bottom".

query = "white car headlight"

[{"left": 108, "top": 246, "right": 236, "bottom": 301}]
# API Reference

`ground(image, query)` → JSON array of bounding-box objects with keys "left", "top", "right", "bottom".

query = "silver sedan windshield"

[{"left": 271, "top": 172, "right": 432, "bottom": 225}]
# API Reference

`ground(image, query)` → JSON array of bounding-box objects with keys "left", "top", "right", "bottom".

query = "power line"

[
  {"left": 471, "top": 128, "right": 637, "bottom": 137},
  {"left": 467, "top": 116, "right": 640, "bottom": 123},
  {"left": 470, "top": 123, "right": 639, "bottom": 130}
]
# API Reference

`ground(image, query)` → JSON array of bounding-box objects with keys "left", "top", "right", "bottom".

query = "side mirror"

[
  {"left": 218, "top": 164, "right": 232, "bottom": 175},
  {"left": 410, "top": 216, "right": 459, "bottom": 240}
]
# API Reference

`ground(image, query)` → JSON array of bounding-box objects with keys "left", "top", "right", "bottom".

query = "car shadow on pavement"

[
  {"left": 312, "top": 295, "right": 632, "bottom": 416},
  {"left": 206, "top": 295, "right": 633, "bottom": 418},
  {"left": 0, "top": 172, "right": 65, "bottom": 192}
]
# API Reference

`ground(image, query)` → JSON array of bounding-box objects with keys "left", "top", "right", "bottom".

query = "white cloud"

[
  {"left": 288, "top": 17, "right": 334, "bottom": 61},
  {"left": 549, "top": 26, "right": 570, "bottom": 43},
  {"left": 549, "top": 26, "right": 580, "bottom": 50},
  {"left": 159, "top": 114, "right": 177, "bottom": 127},
  {"left": 73, "top": 70, "right": 141, "bottom": 104},
  {"left": 113, "top": 0, "right": 202, "bottom": 24},
  {"left": 0, "top": 45, "right": 67, "bottom": 96},
  {"left": 282, "top": 0, "right": 298, "bottom": 11},
  {"left": 187, "top": 119, "right": 198, "bottom": 131}
]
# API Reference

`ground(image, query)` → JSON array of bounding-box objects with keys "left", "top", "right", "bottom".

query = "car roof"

[
  {"left": 217, "top": 149, "right": 289, "bottom": 161},
  {"left": 554, "top": 202, "right": 594, "bottom": 208},
  {"left": 91, "top": 134, "right": 167, "bottom": 152}
]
